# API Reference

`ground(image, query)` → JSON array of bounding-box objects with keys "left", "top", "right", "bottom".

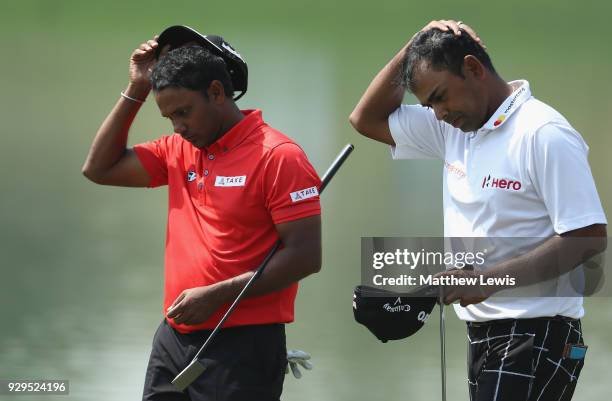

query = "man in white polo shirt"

[{"left": 350, "top": 19, "right": 607, "bottom": 401}]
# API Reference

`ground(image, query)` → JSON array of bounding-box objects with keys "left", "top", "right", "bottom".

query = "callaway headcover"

[
  {"left": 353, "top": 285, "right": 438, "bottom": 343},
  {"left": 155, "top": 25, "right": 248, "bottom": 101}
]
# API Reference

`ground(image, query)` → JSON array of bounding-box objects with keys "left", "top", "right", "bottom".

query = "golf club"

[
  {"left": 438, "top": 264, "right": 473, "bottom": 401},
  {"left": 439, "top": 297, "right": 447, "bottom": 401},
  {"left": 172, "top": 143, "right": 355, "bottom": 391}
]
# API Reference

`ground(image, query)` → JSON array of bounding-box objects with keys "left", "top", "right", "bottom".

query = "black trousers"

[
  {"left": 142, "top": 319, "right": 287, "bottom": 401},
  {"left": 467, "top": 316, "right": 586, "bottom": 401}
]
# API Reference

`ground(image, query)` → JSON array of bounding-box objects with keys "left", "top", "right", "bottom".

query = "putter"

[
  {"left": 439, "top": 299, "right": 447, "bottom": 401},
  {"left": 437, "top": 264, "right": 473, "bottom": 401},
  {"left": 172, "top": 144, "right": 355, "bottom": 391}
]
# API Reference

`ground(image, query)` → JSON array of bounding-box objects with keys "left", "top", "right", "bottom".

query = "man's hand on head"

[
  {"left": 126, "top": 35, "right": 160, "bottom": 99},
  {"left": 417, "top": 20, "right": 486, "bottom": 49}
]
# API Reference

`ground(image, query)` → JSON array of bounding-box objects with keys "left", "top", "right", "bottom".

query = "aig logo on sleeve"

[
  {"left": 215, "top": 175, "right": 247, "bottom": 187},
  {"left": 290, "top": 186, "right": 319, "bottom": 202}
]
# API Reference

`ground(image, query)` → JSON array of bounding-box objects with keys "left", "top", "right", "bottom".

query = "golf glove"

[{"left": 286, "top": 349, "right": 313, "bottom": 379}]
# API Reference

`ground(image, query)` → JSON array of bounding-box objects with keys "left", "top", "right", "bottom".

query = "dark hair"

[
  {"left": 151, "top": 45, "right": 234, "bottom": 98},
  {"left": 401, "top": 29, "right": 496, "bottom": 92}
]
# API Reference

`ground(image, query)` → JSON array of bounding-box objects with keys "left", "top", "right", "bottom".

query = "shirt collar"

[
  {"left": 481, "top": 80, "right": 532, "bottom": 131},
  {"left": 207, "top": 109, "right": 265, "bottom": 153}
]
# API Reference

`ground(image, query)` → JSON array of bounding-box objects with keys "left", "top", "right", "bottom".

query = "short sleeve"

[
  {"left": 528, "top": 123, "right": 607, "bottom": 234},
  {"left": 388, "top": 104, "right": 447, "bottom": 159},
  {"left": 262, "top": 143, "right": 322, "bottom": 225},
  {"left": 133, "top": 136, "right": 171, "bottom": 188}
]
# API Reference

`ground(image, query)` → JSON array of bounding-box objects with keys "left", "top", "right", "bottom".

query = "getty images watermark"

[
  {"left": 371, "top": 247, "right": 516, "bottom": 287},
  {"left": 361, "top": 237, "right": 609, "bottom": 297}
]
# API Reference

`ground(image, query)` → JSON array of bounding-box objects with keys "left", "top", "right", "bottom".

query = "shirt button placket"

[
  {"left": 195, "top": 150, "right": 205, "bottom": 205},
  {"left": 202, "top": 169, "right": 209, "bottom": 201},
  {"left": 202, "top": 153, "right": 215, "bottom": 205}
]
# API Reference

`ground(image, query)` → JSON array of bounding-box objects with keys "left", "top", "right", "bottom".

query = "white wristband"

[{"left": 120, "top": 91, "right": 145, "bottom": 104}]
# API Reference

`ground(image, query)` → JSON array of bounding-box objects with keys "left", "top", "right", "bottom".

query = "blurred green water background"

[{"left": 1, "top": 0, "right": 611, "bottom": 400}]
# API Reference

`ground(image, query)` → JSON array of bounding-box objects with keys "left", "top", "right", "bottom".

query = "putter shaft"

[{"left": 440, "top": 299, "right": 447, "bottom": 401}]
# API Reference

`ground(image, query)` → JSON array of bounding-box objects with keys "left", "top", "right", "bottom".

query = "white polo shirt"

[{"left": 388, "top": 80, "right": 607, "bottom": 321}]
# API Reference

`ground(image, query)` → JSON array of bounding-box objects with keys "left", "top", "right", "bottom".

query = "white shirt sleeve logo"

[
  {"left": 290, "top": 186, "right": 319, "bottom": 202},
  {"left": 215, "top": 176, "right": 247, "bottom": 187}
]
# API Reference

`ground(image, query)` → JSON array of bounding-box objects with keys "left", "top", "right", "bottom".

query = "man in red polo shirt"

[{"left": 82, "top": 30, "right": 321, "bottom": 401}]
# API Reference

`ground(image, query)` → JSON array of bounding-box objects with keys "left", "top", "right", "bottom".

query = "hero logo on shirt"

[
  {"left": 290, "top": 186, "right": 319, "bottom": 202},
  {"left": 481, "top": 175, "right": 522, "bottom": 191},
  {"left": 215, "top": 175, "right": 247, "bottom": 187}
]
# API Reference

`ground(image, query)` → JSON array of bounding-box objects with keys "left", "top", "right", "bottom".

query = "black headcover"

[
  {"left": 156, "top": 25, "right": 248, "bottom": 101},
  {"left": 353, "top": 285, "right": 438, "bottom": 343}
]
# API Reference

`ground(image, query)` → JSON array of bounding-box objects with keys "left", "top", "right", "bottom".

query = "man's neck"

[
  {"left": 219, "top": 103, "right": 245, "bottom": 135},
  {"left": 208, "top": 103, "right": 245, "bottom": 146}
]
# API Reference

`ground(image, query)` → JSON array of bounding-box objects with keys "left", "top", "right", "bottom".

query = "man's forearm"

[
  {"left": 212, "top": 243, "right": 322, "bottom": 304},
  {"left": 349, "top": 42, "right": 408, "bottom": 137},
  {"left": 81, "top": 83, "right": 149, "bottom": 180},
  {"left": 485, "top": 230, "right": 607, "bottom": 291},
  {"left": 350, "top": 44, "right": 407, "bottom": 119},
  {"left": 165, "top": 243, "right": 322, "bottom": 325}
]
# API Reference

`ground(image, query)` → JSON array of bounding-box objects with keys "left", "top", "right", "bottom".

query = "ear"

[
  {"left": 207, "top": 80, "right": 227, "bottom": 104},
  {"left": 462, "top": 55, "right": 486, "bottom": 81}
]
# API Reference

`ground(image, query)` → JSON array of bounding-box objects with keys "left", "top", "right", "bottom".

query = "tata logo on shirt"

[
  {"left": 186, "top": 170, "right": 197, "bottom": 182},
  {"left": 290, "top": 186, "right": 319, "bottom": 202},
  {"left": 215, "top": 175, "right": 247, "bottom": 187},
  {"left": 481, "top": 175, "right": 522, "bottom": 191}
]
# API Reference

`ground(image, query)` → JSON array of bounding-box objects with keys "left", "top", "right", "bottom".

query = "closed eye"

[
  {"left": 163, "top": 107, "right": 191, "bottom": 119},
  {"left": 174, "top": 109, "right": 189, "bottom": 118},
  {"left": 435, "top": 90, "right": 447, "bottom": 103},
  {"left": 422, "top": 96, "right": 445, "bottom": 109}
]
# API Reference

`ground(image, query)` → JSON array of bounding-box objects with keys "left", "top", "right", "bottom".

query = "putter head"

[{"left": 172, "top": 359, "right": 206, "bottom": 391}]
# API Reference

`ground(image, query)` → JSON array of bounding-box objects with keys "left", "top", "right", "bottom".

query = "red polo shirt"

[{"left": 133, "top": 109, "right": 321, "bottom": 333}]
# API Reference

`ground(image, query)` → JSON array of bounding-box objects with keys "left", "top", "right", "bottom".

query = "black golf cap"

[
  {"left": 353, "top": 285, "right": 438, "bottom": 343},
  {"left": 155, "top": 25, "right": 248, "bottom": 101}
]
